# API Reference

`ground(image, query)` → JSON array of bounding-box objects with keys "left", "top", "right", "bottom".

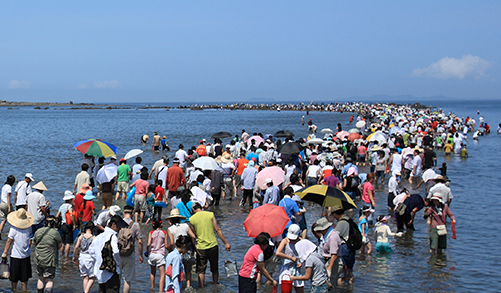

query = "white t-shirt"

[
  {"left": 8, "top": 226, "right": 32, "bottom": 259},
  {"left": 157, "top": 165, "right": 168, "bottom": 189},
  {"left": 307, "top": 165, "right": 321, "bottom": 178},
  {"left": 132, "top": 164, "right": 144, "bottom": 176},
  {"left": 15, "top": 181, "right": 32, "bottom": 206},
  {"left": 26, "top": 191, "right": 46, "bottom": 225},
  {"left": 1, "top": 184, "right": 12, "bottom": 204},
  {"left": 175, "top": 149, "right": 188, "bottom": 168}
]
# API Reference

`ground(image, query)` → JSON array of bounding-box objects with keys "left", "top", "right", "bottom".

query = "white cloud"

[
  {"left": 94, "top": 80, "right": 122, "bottom": 89},
  {"left": 412, "top": 55, "right": 491, "bottom": 80},
  {"left": 77, "top": 84, "right": 90, "bottom": 89},
  {"left": 8, "top": 79, "right": 30, "bottom": 89}
]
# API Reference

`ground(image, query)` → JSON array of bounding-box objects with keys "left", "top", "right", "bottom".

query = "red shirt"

[
  {"left": 81, "top": 200, "right": 95, "bottom": 222},
  {"left": 165, "top": 165, "right": 186, "bottom": 196},
  {"left": 236, "top": 158, "right": 249, "bottom": 176},
  {"left": 154, "top": 186, "right": 165, "bottom": 201},
  {"left": 74, "top": 193, "right": 84, "bottom": 217}
]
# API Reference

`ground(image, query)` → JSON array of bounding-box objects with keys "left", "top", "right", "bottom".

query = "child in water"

[
  {"left": 374, "top": 215, "right": 398, "bottom": 253},
  {"left": 147, "top": 218, "right": 168, "bottom": 293},
  {"left": 165, "top": 236, "right": 191, "bottom": 293},
  {"left": 72, "top": 222, "right": 96, "bottom": 293},
  {"left": 359, "top": 206, "right": 374, "bottom": 254}
]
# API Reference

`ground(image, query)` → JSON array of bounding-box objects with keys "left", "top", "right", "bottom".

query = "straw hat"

[
  {"left": 166, "top": 208, "right": 186, "bottom": 220},
  {"left": 221, "top": 154, "right": 233, "bottom": 163},
  {"left": 370, "top": 146, "right": 382, "bottom": 152},
  {"left": 214, "top": 156, "right": 223, "bottom": 163},
  {"left": 7, "top": 208, "right": 34, "bottom": 229},
  {"left": 32, "top": 181, "right": 48, "bottom": 191}
]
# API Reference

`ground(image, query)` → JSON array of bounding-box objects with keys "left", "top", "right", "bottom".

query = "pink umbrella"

[
  {"left": 336, "top": 131, "right": 350, "bottom": 140},
  {"left": 247, "top": 135, "right": 264, "bottom": 147},
  {"left": 256, "top": 166, "right": 285, "bottom": 189}
]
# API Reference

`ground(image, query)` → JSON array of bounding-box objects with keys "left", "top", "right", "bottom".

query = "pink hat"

[{"left": 347, "top": 167, "right": 358, "bottom": 176}]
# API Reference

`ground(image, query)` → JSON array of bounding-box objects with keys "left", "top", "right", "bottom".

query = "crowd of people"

[{"left": 0, "top": 102, "right": 495, "bottom": 293}]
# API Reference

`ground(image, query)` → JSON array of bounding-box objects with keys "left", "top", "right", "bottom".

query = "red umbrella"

[
  {"left": 244, "top": 204, "right": 289, "bottom": 238},
  {"left": 256, "top": 166, "right": 285, "bottom": 189},
  {"left": 347, "top": 133, "right": 362, "bottom": 142}
]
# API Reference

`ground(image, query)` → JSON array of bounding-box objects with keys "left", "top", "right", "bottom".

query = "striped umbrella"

[{"left": 73, "top": 139, "right": 118, "bottom": 157}]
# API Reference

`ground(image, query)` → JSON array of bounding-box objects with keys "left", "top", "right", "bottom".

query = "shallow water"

[{"left": 0, "top": 99, "right": 499, "bottom": 292}]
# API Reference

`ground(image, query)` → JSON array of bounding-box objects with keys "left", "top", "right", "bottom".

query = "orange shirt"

[
  {"left": 196, "top": 144, "right": 207, "bottom": 156},
  {"left": 236, "top": 158, "right": 249, "bottom": 175}
]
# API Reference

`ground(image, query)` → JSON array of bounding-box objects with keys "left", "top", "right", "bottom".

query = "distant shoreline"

[{"left": 0, "top": 100, "right": 430, "bottom": 111}]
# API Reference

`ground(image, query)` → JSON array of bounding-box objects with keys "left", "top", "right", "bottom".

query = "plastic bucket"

[{"left": 281, "top": 280, "right": 293, "bottom": 293}]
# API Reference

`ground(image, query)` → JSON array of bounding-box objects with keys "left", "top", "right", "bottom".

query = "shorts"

[
  {"left": 358, "top": 155, "right": 366, "bottom": 162},
  {"left": 429, "top": 228, "right": 447, "bottom": 250},
  {"left": 37, "top": 265, "right": 56, "bottom": 279},
  {"left": 196, "top": 245, "right": 219, "bottom": 274},
  {"left": 119, "top": 254, "right": 136, "bottom": 283},
  {"left": 310, "top": 283, "right": 329, "bottom": 293},
  {"left": 238, "top": 275, "right": 257, "bottom": 293},
  {"left": 60, "top": 223, "right": 74, "bottom": 244},
  {"left": 134, "top": 195, "right": 147, "bottom": 212},
  {"left": 234, "top": 175, "right": 242, "bottom": 187},
  {"left": 79, "top": 253, "right": 95, "bottom": 277},
  {"left": 376, "top": 242, "right": 392, "bottom": 253},
  {"left": 148, "top": 252, "right": 166, "bottom": 267},
  {"left": 9, "top": 256, "right": 32, "bottom": 283},
  {"left": 0, "top": 201, "right": 10, "bottom": 220},
  {"left": 376, "top": 170, "right": 385, "bottom": 178},
  {"left": 224, "top": 178, "right": 234, "bottom": 191},
  {"left": 117, "top": 181, "right": 129, "bottom": 193},
  {"left": 101, "top": 192, "right": 113, "bottom": 208}
]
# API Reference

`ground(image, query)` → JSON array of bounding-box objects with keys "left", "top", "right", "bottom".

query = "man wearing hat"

[
  {"left": 262, "top": 178, "right": 280, "bottom": 206},
  {"left": 90, "top": 214, "right": 128, "bottom": 293},
  {"left": 220, "top": 154, "right": 236, "bottom": 201},
  {"left": 2, "top": 208, "right": 34, "bottom": 292},
  {"left": 165, "top": 157, "right": 187, "bottom": 200},
  {"left": 95, "top": 204, "right": 121, "bottom": 234},
  {"left": 14, "top": 173, "right": 34, "bottom": 210},
  {"left": 26, "top": 181, "right": 49, "bottom": 237},
  {"left": 330, "top": 205, "right": 357, "bottom": 285},
  {"left": 119, "top": 205, "right": 143, "bottom": 293},
  {"left": 196, "top": 139, "right": 207, "bottom": 156},
  {"left": 314, "top": 217, "right": 343, "bottom": 288},
  {"left": 427, "top": 176, "right": 453, "bottom": 206}
]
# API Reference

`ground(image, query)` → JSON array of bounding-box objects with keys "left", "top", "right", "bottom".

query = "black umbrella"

[
  {"left": 274, "top": 130, "right": 294, "bottom": 138},
  {"left": 211, "top": 131, "right": 232, "bottom": 139},
  {"left": 277, "top": 142, "right": 303, "bottom": 155}
]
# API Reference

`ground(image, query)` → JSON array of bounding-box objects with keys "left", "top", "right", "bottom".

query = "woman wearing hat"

[
  {"left": 166, "top": 209, "right": 195, "bottom": 289},
  {"left": 2, "top": 208, "right": 34, "bottom": 292},
  {"left": 275, "top": 224, "right": 304, "bottom": 293},
  {"left": 424, "top": 195, "right": 456, "bottom": 254},
  {"left": 55, "top": 191, "right": 76, "bottom": 258}
]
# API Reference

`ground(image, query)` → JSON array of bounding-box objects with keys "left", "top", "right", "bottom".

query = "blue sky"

[{"left": 1, "top": 1, "right": 500, "bottom": 103}]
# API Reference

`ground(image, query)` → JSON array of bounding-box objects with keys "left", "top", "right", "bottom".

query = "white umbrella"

[
  {"left": 193, "top": 156, "right": 219, "bottom": 170},
  {"left": 356, "top": 120, "right": 366, "bottom": 129},
  {"left": 96, "top": 163, "right": 118, "bottom": 184},
  {"left": 307, "top": 138, "right": 324, "bottom": 145},
  {"left": 321, "top": 128, "right": 334, "bottom": 134},
  {"left": 368, "top": 131, "right": 388, "bottom": 144},
  {"left": 124, "top": 149, "right": 143, "bottom": 160},
  {"left": 348, "top": 128, "right": 360, "bottom": 134}
]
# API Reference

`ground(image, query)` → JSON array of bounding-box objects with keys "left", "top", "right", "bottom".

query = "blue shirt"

[
  {"left": 263, "top": 185, "right": 280, "bottom": 205},
  {"left": 341, "top": 163, "right": 358, "bottom": 176},
  {"left": 241, "top": 167, "right": 258, "bottom": 190},
  {"left": 246, "top": 153, "right": 259, "bottom": 164},
  {"left": 176, "top": 201, "right": 193, "bottom": 223},
  {"left": 165, "top": 248, "right": 184, "bottom": 293},
  {"left": 279, "top": 197, "right": 300, "bottom": 228}
]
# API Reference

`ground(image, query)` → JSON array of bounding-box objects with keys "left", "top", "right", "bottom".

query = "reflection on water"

[{"left": 0, "top": 102, "right": 500, "bottom": 292}]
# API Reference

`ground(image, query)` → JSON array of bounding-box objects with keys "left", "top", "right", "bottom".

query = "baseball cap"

[
  {"left": 25, "top": 173, "right": 34, "bottom": 181},
  {"left": 286, "top": 224, "right": 301, "bottom": 240},
  {"left": 265, "top": 178, "right": 273, "bottom": 184}
]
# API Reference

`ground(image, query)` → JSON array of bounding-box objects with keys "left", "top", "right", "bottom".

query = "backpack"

[
  {"left": 117, "top": 222, "right": 135, "bottom": 257},
  {"left": 339, "top": 218, "right": 363, "bottom": 252}
]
